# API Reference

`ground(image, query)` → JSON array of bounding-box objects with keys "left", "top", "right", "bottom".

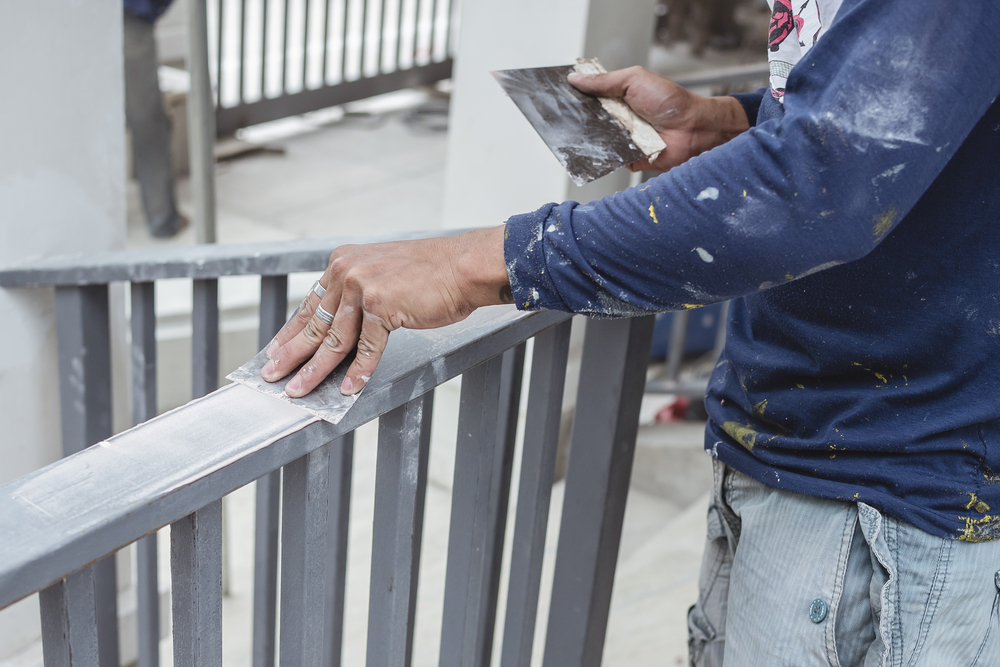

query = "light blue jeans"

[{"left": 689, "top": 461, "right": 1000, "bottom": 666}]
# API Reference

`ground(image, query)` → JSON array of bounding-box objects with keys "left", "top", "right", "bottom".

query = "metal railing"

[
  {"left": 0, "top": 233, "right": 655, "bottom": 667},
  {"left": 206, "top": 0, "right": 457, "bottom": 136}
]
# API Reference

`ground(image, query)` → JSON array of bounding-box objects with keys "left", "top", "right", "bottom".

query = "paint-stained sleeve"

[
  {"left": 731, "top": 88, "right": 766, "bottom": 127},
  {"left": 503, "top": 0, "right": 1000, "bottom": 317}
]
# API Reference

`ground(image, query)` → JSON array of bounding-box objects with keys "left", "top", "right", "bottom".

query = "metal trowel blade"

[{"left": 492, "top": 65, "right": 647, "bottom": 185}]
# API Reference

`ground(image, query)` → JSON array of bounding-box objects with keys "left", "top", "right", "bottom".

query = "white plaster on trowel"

[{"left": 574, "top": 59, "right": 666, "bottom": 160}]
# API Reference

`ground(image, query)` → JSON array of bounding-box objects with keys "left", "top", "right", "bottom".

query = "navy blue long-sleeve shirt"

[{"left": 504, "top": 0, "right": 1000, "bottom": 541}]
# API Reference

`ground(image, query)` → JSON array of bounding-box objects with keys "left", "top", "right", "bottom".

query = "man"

[
  {"left": 124, "top": 0, "right": 186, "bottom": 238},
  {"left": 261, "top": 1, "right": 1000, "bottom": 664}
]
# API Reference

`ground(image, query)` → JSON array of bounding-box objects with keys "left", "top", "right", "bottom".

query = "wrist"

[{"left": 451, "top": 225, "right": 511, "bottom": 308}]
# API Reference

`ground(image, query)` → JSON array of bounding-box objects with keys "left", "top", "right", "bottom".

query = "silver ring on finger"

[
  {"left": 311, "top": 280, "right": 327, "bottom": 299},
  {"left": 315, "top": 304, "right": 334, "bottom": 325}
]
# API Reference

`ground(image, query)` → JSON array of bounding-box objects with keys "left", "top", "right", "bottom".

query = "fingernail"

[
  {"left": 285, "top": 375, "right": 302, "bottom": 395},
  {"left": 567, "top": 72, "right": 587, "bottom": 81},
  {"left": 266, "top": 340, "right": 278, "bottom": 359},
  {"left": 262, "top": 359, "right": 277, "bottom": 380},
  {"left": 341, "top": 376, "right": 353, "bottom": 395}
]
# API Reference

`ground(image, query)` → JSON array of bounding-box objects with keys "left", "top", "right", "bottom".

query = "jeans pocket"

[
  {"left": 970, "top": 570, "right": 1000, "bottom": 666},
  {"left": 688, "top": 602, "right": 723, "bottom": 667}
]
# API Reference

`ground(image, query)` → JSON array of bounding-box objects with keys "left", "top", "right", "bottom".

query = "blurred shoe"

[{"left": 150, "top": 212, "right": 189, "bottom": 238}]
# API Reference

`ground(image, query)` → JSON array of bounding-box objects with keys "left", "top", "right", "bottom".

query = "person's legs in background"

[{"left": 123, "top": 11, "right": 183, "bottom": 238}]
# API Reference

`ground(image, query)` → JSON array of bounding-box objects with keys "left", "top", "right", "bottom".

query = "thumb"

[{"left": 567, "top": 68, "right": 634, "bottom": 98}]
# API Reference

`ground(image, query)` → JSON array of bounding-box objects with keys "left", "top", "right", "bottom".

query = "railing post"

[
  {"left": 324, "top": 433, "right": 354, "bottom": 667},
  {"left": 54, "top": 284, "right": 118, "bottom": 667},
  {"left": 500, "top": 321, "right": 572, "bottom": 667},
  {"left": 253, "top": 275, "right": 288, "bottom": 667},
  {"left": 131, "top": 281, "right": 160, "bottom": 667},
  {"left": 187, "top": 0, "right": 217, "bottom": 244},
  {"left": 39, "top": 568, "right": 100, "bottom": 667},
  {"left": 279, "top": 445, "right": 332, "bottom": 667},
  {"left": 171, "top": 500, "right": 224, "bottom": 667},
  {"left": 192, "top": 278, "right": 219, "bottom": 399},
  {"left": 440, "top": 346, "right": 524, "bottom": 667},
  {"left": 541, "top": 316, "right": 656, "bottom": 667},
  {"left": 366, "top": 391, "right": 434, "bottom": 667}
]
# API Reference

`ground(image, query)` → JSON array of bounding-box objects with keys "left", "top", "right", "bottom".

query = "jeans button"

[{"left": 809, "top": 598, "right": 828, "bottom": 623}]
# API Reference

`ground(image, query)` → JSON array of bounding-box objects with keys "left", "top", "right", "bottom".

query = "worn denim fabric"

[
  {"left": 123, "top": 12, "right": 180, "bottom": 238},
  {"left": 689, "top": 461, "right": 1000, "bottom": 666}
]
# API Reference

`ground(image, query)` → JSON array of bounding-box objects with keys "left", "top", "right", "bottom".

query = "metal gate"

[{"left": 208, "top": 0, "right": 457, "bottom": 135}]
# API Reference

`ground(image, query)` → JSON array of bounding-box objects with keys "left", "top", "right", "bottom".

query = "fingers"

[
  {"left": 283, "top": 302, "right": 363, "bottom": 397},
  {"left": 262, "top": 294, "right": 339, "bottom": 383},
  {"left": 567, "top": 66, "right": 643, "bottom": 98},
  {"left": 341, "top": 307, "right": 391, "bottom": 396}
]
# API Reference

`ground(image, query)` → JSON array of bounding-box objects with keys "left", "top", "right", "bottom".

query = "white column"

[
  {"left": 0, "top": 0, "right": 126, "bottom": 660},
  {"left": 442, "top": 0, "right": 659, "bottom": 229}
]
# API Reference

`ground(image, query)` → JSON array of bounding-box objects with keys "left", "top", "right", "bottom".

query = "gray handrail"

[
  {"left": 0, "top": 305, "right": 568, "bottom": 610},
  {"left": 0, "top": 229, "right": 471, "bottom": 288}
]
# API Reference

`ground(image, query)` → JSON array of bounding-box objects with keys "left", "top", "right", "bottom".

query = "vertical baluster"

[
  {"left": 188, "top": 0, "right": 218, "bottom": 244},
  {"left": 301, "top": 0, "right": 312, "bottom": 90},
  {"left": 440, "top": 0, "right": 452, "bottom": 58},
  {"left": 664, "top": 309, "right": 689, "bottom": 383},
  {"left": 393, "top": 0, "right": 404, "bottom": 71},
  {"left": 323, "top": 433, "right": 354, "bottom": 667},
  {"left": 440, "top": 347, "right": 522, "bottom": 667},
  {"left": 261, "top": 0, "right": 270, "bottom": 97},
  {"left": 192, "top": 278, "right": 220, "bottom": 399},
  {"left": 340, "top": 0, "right": 351, "bottom": 81},
  {"left": 279, "top": 445, "right": 331, "bottom": 666},
  {"left": 216, "top": 0, "right": 225, "bottom": 106},
  {"left": 39, "top": 568, "right": 100, "bottom": 667},
  {"left": 252, "top": 275, "right": 287, "bottom": 667},
  {"left": 171, "top": 501, "right": 224, "bottom": 667},
  {"left": 712, "top": 300, "right": 730, "bottom": 361},
  {"left": 500, "top": 321, "right": 572, "bottom": 667},
  {"left": 366, "top": 391, "right": 434, "bottom": 667},
  {"left": 377, "top": 0, "right": 388, "bottom": 73},
  {"left": 410, "top": 0, "right": 421, "bottom": 64},
  {"left": 541, "top": 316, "right": 655, "bottom": 667},
  {"left": 239, "top": 0, "right": 247, "bottom": 104},
  {"left": 281, "top": 0, "right": 291, "bottom": 93},
  {"left": 320, "top": 0, "right": 332, "bottom": 85},
  {"left": 54, "top": 285, "right": 118, "bottom": 667},
  {"left": 131, "top": 282, "right": 161, "bottom": 667}
]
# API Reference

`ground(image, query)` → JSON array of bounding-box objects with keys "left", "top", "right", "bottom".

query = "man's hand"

[
  {"left": 567, "top": 66, "right": 750, "bottom": 172},
  {"left": 261, "top": 226, "right": 510, "bottom": 398}
]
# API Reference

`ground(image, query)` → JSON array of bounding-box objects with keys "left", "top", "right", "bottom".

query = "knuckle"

[
  {"left": 301, "top": 319, "right": 327, "bottom": 345},
  {"left": 320, "top": 327, "right": 346, "bottom": 354},
  {"left": 361, "top": 292, "right": 382, "bottom": 314}
]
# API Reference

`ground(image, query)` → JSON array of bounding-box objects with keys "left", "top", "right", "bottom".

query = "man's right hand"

[{"left": 567, "top": 66, "right": 750, "bottom": 172}]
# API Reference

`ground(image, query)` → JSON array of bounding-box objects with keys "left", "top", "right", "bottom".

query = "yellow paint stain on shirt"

[
  {"left": 873, "top": 372, "right": 888, "bottom": 384},
  {"left": 966, "top": 493, "right": 991, "bottom": 514},
  {"left": 797, "top": 383, "right": 805, "bottom": 389},
  {"left": 722, "top": 422, "right": 759, "bottom": 451},
  {"left": 753, "top": 398, "right": 768, "bottom": 416},
  {"left": 648, "top": 203, "right": 659, "bottom": 224},
  {"left": 680, "top": 303, "right": 702, "bottom": 310},
  {"left": 742, "top": 189, "right": 747, "bottom": 197},
  {"left": 872, "top": 208, "right": 899, "bottom": 242},
  {"left": 959, "top": 514, "right": 1000, "bottom": 542}
]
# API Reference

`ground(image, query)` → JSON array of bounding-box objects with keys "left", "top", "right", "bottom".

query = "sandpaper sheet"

[
  {"left": 492, "top": 63, "right": 653, "bottom": 185},
  {"left": 227, "top": 349, "right": 359, "bottom": 424}
]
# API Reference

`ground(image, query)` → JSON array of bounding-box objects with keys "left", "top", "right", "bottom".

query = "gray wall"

[
  {"left": 442, "top": 0, "right": 658, "bottom": 229},
  {"left": 0, "top": 0, "right": 126, "bottom": 659}
]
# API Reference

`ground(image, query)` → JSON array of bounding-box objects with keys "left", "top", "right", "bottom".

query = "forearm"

[{"left": 506, "top": 0, "right": 1000, "bottom": 316}]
